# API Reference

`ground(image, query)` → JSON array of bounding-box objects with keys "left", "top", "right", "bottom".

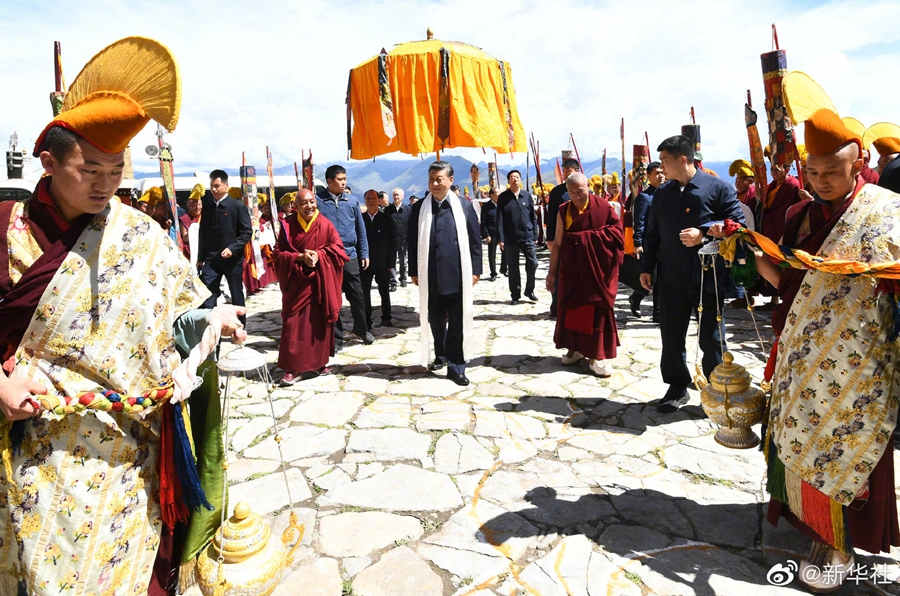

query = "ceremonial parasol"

[{"left": 346, "top": 28, "right": 527, "bottom": 160}]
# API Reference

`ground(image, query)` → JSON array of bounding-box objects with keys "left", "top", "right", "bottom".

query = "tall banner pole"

[
  {"left": 266, "top": 146, "right": 280, "bottom": 238},
  {"left": 156, "top": 124, "right": 182, "bottom": 249}
]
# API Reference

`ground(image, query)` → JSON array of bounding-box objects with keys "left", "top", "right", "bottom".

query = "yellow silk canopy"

[{"left": 347, "top": 36, "right": 526, "bottom": 160}]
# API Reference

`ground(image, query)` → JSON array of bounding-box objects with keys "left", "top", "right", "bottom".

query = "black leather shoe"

[
  {"left": 400, "top": 279, "right": 407, "bottom": 288},
  {"left": 629, "top": 294, "right": 643, "bottom": 318},
  {"left": 448, "top": 372, "right": 470, "bottom": 386},
  {"left": 381, "top": 318, "right": 394, "bottom": 327},
  {"left": 429, "top": 358, "right": 447, "bottom": 371},
  {"left": 510, "top": 298, "right": 520, "bottom": 305},
  {"left": 362, "top": 332, "right": 375, "bottom": 345},
  {"left": 525, "top": 292, "right": 538, "bottom": 302},
  {"left": 489, "top": 274, "right": 497, "bottom": 282},
  {"left": 389, "top": 283, "right": 397, "bottom": 292},
  {"left": 656, "top": 388, "right": 689, "bottom": 413}
]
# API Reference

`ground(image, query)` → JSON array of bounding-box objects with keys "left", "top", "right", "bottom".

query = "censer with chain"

[
  {"left": 694, "top": 239, "right": 770, "bottom": 449},
  {"left": 196, "top": 345, "right": 305, "bottom": 596}
]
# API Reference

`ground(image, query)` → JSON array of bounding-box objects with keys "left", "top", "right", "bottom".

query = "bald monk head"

[
  {"left": 565, "top": 172, "right": 590, "bottom": 210},
  {"left": 806, "top": 141, "right": 863, "bottom": 206}
]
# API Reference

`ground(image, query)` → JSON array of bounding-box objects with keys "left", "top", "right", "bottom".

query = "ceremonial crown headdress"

[{"left": 34, "top": 37, "right": 181, "bottom": 156}]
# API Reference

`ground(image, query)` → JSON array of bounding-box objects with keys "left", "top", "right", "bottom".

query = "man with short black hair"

[
  {"left": 317, "top": 165, "right": 373, "bottom": 346},
  {"left": 377, "top": 190, "right": 390, "bottom": 209},
  {"left": 628, "top": 161, "right": 664, "bottom": 319},
  {"left": 384, "top": 187, "right": 410, "bottom": 289},
  {"left": 640, "top": 135, "right": 744, "bottom": 412},
  {"left": 409, "top": 161, "right": 482, "bottom": 386},
  {"left": 480, "top": 186, "right": 502, "bottom": 281},
  {"left": 361, "top": 189, "right": 397, "bottom": 328},
  {"left": 498, "top": 169, "right": 538, "bottom": 303},
  {"left": 198, "top": 169, "right": 254, "bottom": 325}
]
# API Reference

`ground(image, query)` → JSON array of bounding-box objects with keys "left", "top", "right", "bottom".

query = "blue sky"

[{"left": 1, "top": 0, "right": 897, "bottom": 176}]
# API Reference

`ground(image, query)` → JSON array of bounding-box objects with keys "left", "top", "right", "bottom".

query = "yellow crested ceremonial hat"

[
  {"left": 782, "top": 71, "right": 860, "bottom": 156},
  {"left": 796, "top": 143, "right": 808, "bottom": 166},
  {"left": 34, "top": 37, "right": 181, "bottom": 156},
  {"left": 188, "top": 183, "right": 204, "bottom": 200},
  {"left": 863, "top": 122, "right": 900, "bottom": 156},
  {"left": 279, "top": 192, "right": 296, "bottom": 205},
  {"left": 609, "top": 172, "right": 620, "bottom": 185},
  {"left": 257, "top": 192, "right": 269, "bottom": 205},
  {"left": 728, "top": 159, "right": 754, "bottom": 178},
  {"left": 227, "top": 187, "right": 242, "bottom": 199},
  {"left": 138, "top": 186, "right": 163, "bottom": 204}
]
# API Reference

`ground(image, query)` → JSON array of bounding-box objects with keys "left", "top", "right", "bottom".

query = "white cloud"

[{"left": 1, "top": 0, "right": 897, "bottom": 176}]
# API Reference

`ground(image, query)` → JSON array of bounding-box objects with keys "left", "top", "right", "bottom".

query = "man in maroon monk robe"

[
  {"left": 274, "top": 189, "right": 349, "bottom": 385},
  {"left": 755, "top": 152, "right": 803, "bottom": 309},
  {"left": 546, "top": 172, "right": 623, "bottom": 378}
]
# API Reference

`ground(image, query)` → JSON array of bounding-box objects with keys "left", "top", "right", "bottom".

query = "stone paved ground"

[{"left": 186, "top": 248, "right": 900, "bottom": 596}]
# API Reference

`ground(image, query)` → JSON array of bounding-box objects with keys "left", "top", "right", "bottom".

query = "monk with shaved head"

[
  {"left": 546, "top": 171, "right": 624, "bottom": 377},
  {"left": 748, "top": 109, "right": 900, "bottom": 593}
]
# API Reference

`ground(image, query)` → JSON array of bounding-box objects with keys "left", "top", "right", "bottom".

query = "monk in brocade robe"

[
  {"left": 547, "top": 172, "right": 623, "bottom": 378},
  {"left": 746, "top": 109, "right": 900, "bottom": 593},
  {"left": 274, "top": 189, "right": 348, "bottom": 385}
]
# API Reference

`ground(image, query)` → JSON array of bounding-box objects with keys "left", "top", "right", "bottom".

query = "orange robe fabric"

[
  {"left": 273, "top": 213, "right": 348, "bottom": 374},
  {"left": 553, "top": 195, "right": 624, "bottom": 360}
]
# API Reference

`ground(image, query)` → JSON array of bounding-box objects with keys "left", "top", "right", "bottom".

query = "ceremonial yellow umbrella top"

[{"left": 346, "top": 28, "right": 527, "bottom": 160}]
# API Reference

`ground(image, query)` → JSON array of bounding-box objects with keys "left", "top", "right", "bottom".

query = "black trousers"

[
  {"left": 487, "top": 237, "right": 501, "bottom": 277},
  {"left": 658, "top": 284, "right": 725, "bottom": 389},
  {"left": 428, "top": 290, "right": 465, "bottom": 373},
  {"left": 200, "top": 262, "right": 246, "bottom": 325},
  {"left": 335, "top": 257, "right": 368, "bottom": 346},
  {"left": 362, "top": 266, "right": 392, "bottom": 326},
  {"left": 505, "top": 239, "right": 537, "bottom": 299}
]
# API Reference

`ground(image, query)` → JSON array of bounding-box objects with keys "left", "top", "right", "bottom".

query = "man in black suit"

[
  {"left": 316, "top": 165, "right": 373, "bottom": 347},
  {"left": 480, "top": 186, "right": 501, "bottom": 281},
  {"left": 409, "top": 161, "right": 482, "bottom": 386},
  {"left": 361, "top": 189, "right": 397, "bottom": 328},
  {"left": 641, "top": 135, "right": 745, "bottom": 413},
  {"left": 497, "top": 169, "right": 538, "bottom": 304},
  {"left": 198, "top": 169, "right": 253, "bottom": 325},
  {"left": 384, "top": 187, "right": 410, "bottom": 289},
  {"left": 546, "top": 159, "right": 581, "bottom": 316}
]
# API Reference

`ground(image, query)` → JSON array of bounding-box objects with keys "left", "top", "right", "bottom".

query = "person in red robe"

[
  {"left": 546, "top": 172, "right": 623, "bottom": 377},
  {"left": 859, "top": 148, "right": 880, "bottom": 184},
  {"left": 273, "top": 189, "right": 349, "bottom": 385},
  {"left": 747, "top": 109, "right": 900, "bottom": 594},
  {"left": 179, "top": 184, "right": 202, "bottom": 260},
  {"left": 755, "top": 152, "right": 803, "bottom": 309}
]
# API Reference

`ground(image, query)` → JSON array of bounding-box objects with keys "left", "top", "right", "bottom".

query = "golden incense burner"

[
  {"left": 700, "top": 352, "right": 767, "bottom": 449},
  {"left": 197, "top": 502, "right": 303, "bottom": 596}
]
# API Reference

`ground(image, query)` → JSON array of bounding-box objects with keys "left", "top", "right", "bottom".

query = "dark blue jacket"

[
  {"left": 408, "top": 196, "right": 483, "bottom": 295},
  {"left": 384, "top": 202, "right": 410, "bottom": 246},
  {"left": 363, "top": 210, "right": 397, "bottom": 270},
  {"left": 316, "top": 190, "right": 369, "bottom": 260},
  {"left": 642, "top": 169, "right": 745, "bottom": 293},
  {"left": 546, "top": 184, "right": 568, "bottom": 242},
  {"left": 632, "top": 185, "right": 656, "bottom": 248},
  {"left": 480, "top": 200, "right": 499, "bottom": 239},
  {"left": 497, "top": 189, "right": 538, "bottom": 244}
]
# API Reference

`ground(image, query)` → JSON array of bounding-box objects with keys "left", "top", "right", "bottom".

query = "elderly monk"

[
  {"left": 747, "top": 109, "right": 900, "bottom": 593},
  {"left": 546, "top": 172, "right": 623, "bottom": 377},
  {"left": 274, "top": 189, "right": 349, "bottom": 385}
]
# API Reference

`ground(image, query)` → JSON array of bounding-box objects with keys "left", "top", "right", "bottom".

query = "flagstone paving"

[{"left": 186, "top": 249, "right": 900, "bottom": 596}]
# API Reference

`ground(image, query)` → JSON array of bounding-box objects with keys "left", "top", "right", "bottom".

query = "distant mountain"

[{"left": 137, "top": 155, "right": 736, "bottom": 195}]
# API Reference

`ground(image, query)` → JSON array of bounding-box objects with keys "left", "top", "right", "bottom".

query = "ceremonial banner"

[
  {"left": 488, "top": 161, "right": 498, "bottom": 191},
  {"left": 760, "top": 49, "right": 797, "bottom": 165},
  {"left": 266, "top": 146, "right": 281, "bottom": 239},
  {"left": 745, "top": 94, "right": 769, "bottom": 202},
  {"left": 240, "top": 157, "right": 265, "bottom": 279}
]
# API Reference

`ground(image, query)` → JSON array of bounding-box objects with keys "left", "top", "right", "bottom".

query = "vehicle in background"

[{"left": 0, "top": 178, "right": 38, "bottom": 202}]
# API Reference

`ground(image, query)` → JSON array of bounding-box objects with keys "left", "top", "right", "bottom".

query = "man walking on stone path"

[
  {"left": 361, "top": 189, "right": 397, "bottom": 329},
  {"left": 317, "top": 165, "right": 374, "bottom": 348},
  {"left": 409, "top": 161, "right": 482, "bottom": 387},
  {"left": 384, "top": 187, "right": 410, "bottom": 289},
  {"left": 497, "top": 170, "right": 539, "bottom": 304},
  {"left": 546, "top": 158, "right": 580, "bottom": 317},
  {"left": 547, "top": 172, "right": 623, "bottom": 378},
  {"left": 640, "top": 135, "right": 744, "bottom": 413},
  {"left": 480, "top": 186, "right": 502, "bottom": 281}
]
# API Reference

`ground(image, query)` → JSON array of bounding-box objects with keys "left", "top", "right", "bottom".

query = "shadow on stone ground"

[{"left": 478, "top": 487, "right": 899, "bottom": 595}]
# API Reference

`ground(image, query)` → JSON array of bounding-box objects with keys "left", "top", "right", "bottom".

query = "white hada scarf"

[{"left": 416, "top": 191, "right": 474, "bottom": 366}]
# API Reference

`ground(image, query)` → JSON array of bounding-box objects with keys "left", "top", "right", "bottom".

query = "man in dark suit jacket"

[
  {"left": 641, "top": 136, "right": 745, "bottom": 413},
  {"left": 479, "top": 187, "right": 502, "bottom": 281},
  {"left": 409, "top": 161, "right": 482, "bottom": 386},
  {"left": 384, "top": 188, "right": 410, "bottom": 289},
  {"left": 361, "top": 189, "right": 397, "bottom": 328},
  {"left": 546, "top": 159, "right": 580, "bottom": 316},
  {"left": 497, "top": 169, "right": 538, "bottom": 303},
  {"left": 198, "top": 169, "right": 253, "bottom": 325}
]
